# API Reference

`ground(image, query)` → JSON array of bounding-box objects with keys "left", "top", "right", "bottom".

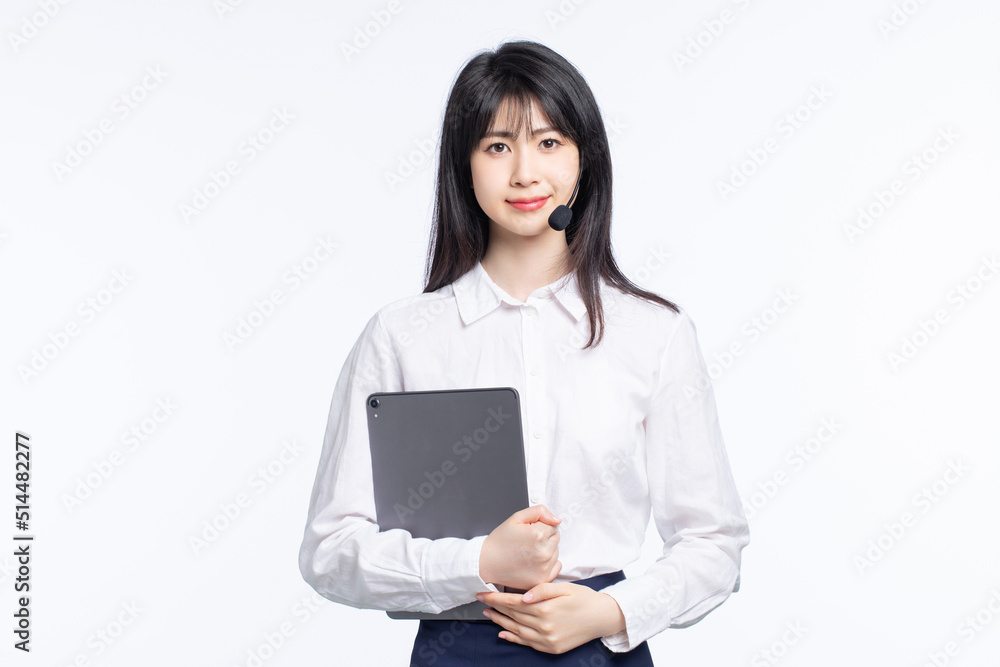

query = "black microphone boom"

[{"left": 548, "top": 169, "right": 583, "bottom": 231}]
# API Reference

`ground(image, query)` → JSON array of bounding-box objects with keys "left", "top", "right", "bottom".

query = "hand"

[
  {"left": 479, "top": 505, "right": 562, "bottom": 591},
  {"left": 475, "top": 582, "right": 627, "bottom": 655}
]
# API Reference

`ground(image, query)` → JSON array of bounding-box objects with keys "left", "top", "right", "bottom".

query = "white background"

[{"left": 2, "top": 1, "right": 999, "bottom": 665}]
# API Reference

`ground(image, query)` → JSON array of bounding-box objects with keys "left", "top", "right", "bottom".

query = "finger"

[
  {"left": 483, "top": 607, "right": 519, "bottom": 635},
  {"left": 522, "top": 582, "right": 573, "bottom": 603},
  {"left": 498, "top": 629, "right": 526, "bottom": 645},
  {"left": 521, "top": 583, "right": 545, "bottom": 603},
  {"left": 476, "top": 592, "right": 522, "bottom": 607},
  {"left": 488, "top": 612, "right": 543, "bottom": 650}
]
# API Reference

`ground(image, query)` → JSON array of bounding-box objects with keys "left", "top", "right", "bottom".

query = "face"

[{"left": 469, "top": 97, "right": 581, "bottom": 238}]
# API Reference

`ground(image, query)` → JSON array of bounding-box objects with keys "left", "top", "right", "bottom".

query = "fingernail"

[{"left": 522, "top": 592, "right": 533, "bottom": 602}]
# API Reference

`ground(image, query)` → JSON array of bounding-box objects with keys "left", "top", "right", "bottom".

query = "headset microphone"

[{"left": 548, "top": 168, "right": 583, "bottom": 231}]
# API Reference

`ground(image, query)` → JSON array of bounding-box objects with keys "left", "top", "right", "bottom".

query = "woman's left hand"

[{"left": 475, "top": 582, "right": 626, "bottom": 655}]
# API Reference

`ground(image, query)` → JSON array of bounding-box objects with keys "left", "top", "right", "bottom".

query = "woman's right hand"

[{"left": 479, "top": 505, "right": 562, "bottom": 591}]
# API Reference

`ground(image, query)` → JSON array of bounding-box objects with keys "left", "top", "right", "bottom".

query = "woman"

[{"left": 299, "top": 40, "right": 750, "bottom": 665}]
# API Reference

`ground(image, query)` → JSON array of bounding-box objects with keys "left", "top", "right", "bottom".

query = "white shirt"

[{"left": 298, "top": 261, "right": 750, "bottom": 653}]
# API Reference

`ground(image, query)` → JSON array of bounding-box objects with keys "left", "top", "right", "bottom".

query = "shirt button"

[
  {"left": 529, "top": 367, "right": 538, "bottom": 376},
  {"left": 530, "top": 494, "right": 541, "bottom": 504},
  {"left": 533, "top": 430, "right": 542, "bottom": 439}
]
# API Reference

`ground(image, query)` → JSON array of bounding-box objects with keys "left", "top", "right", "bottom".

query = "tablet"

[{"left": 366, "top": 386, "right": 529, "bottom": 620}]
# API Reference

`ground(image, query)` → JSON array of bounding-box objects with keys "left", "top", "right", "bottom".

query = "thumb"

[{"left": 522, "top": 503, "right": 561, "bottom": 526}]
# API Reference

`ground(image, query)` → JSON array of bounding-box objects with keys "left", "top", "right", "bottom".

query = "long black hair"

[{"left": 423, "top": 40, "right": 678, "bottom": 349}]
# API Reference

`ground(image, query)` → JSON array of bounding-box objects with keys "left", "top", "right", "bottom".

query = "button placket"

[{"left": 521, "top": 302, "right": 546, "bottom": 506}]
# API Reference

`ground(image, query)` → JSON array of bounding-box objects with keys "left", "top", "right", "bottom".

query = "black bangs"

[
  {"left": 425, "top": 40, "right": 679, "bottom": 349},
  {"left": 479, "top": 88, "right": 575, "bottom": 146}
]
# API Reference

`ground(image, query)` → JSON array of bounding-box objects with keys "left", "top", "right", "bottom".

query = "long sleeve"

[
  {"left": 297, "top": 310, "right": 500, "bottom": 612},
  {"left": 598, "top": 308, "right": 751, "bottom": 652}
]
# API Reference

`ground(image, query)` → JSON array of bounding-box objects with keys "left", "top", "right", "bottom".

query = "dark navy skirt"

[{"left": 409, "top": 570, "right": 654, "bottom": 666}]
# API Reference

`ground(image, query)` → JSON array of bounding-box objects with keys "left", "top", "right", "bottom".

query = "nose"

[{"left": 510, "top": 148, "right": 539, "bottom": 187}]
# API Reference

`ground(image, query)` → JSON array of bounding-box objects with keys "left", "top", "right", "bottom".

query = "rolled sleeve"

[
  {"left": 298, "top": 310, "right": 498, "bottom": 613},
  {"left": 599, "top": 308, "right": 750, "bottom": 653}
]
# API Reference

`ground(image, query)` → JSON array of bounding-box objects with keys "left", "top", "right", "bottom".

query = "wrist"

[
  {"left": 478, "top": 538, "right": 495, "bottom": 585},
  {"left": 599, "top": 592, "right": 627, "bottom": 636}
]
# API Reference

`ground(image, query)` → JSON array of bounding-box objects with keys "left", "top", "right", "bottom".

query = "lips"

[{"left": 507, "top": 196, "right": 550, "bottom": 211}]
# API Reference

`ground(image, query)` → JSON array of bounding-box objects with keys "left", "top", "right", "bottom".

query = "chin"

[{"left": 498, "top": 219, "right": 552, "bottom": 237}]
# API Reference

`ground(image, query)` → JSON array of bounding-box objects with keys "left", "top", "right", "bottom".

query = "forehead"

[{"left": 484, "top": 95, "right": 558, "bottom": 138}]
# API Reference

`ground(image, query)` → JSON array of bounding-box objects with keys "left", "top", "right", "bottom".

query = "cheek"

[{"left": 471, "top": 165, "right": 503, "bottom": 203}]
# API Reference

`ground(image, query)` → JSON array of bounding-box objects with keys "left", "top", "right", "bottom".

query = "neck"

[{"left": 480, "top": 223, "right": 572, "bottom": 302}]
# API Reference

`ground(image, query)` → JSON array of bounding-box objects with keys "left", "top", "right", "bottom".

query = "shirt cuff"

[
  {"left": 597, "top": 577, "right": 668, "bottom": 653},
  {"left": 600, "top": 627, "right": 631, "bottom": 652},
  {"left": 421, "top": 534, "right": 499, "bottom": 611}
]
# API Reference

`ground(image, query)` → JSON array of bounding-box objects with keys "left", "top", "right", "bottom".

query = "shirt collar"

[{"left": 452, "top": 261, "right": 588, "bottom": 325}]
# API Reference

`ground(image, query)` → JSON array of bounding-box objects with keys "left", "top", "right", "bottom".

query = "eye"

[
  {"left": 485, "top": 142, "right": 508, "bottom": 154},
  {"left": 540, "top": 138, "right": 561, "bottom": 150}
]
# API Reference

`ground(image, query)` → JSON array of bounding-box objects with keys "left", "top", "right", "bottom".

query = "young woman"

[{"left": 299, "top": 40, "right": 750, "bottom": 666}]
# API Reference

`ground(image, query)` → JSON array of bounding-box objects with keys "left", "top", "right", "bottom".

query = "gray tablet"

[{"left": 366, "top": 386, "right": 528, "bottom": 621}]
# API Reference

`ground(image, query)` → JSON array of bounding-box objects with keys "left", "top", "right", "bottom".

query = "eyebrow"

[{"left": 482, "top": 126, "right": 560, "bottom": 140}]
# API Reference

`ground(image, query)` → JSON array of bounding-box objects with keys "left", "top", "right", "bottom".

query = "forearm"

[
  {"left": 300, "top": 516, "right": 497, "bottom": 612},
  {"left": 598, "top": 533, "right": 745, "bottom": 652}
]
